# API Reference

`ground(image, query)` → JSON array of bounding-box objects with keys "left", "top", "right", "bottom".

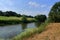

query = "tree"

[
  {"left": 5, "top": 11, "right": 17, "bottom": 16},
  {"left": 35, "top": 15, "right": 47, "bottom": 22},
  {"left": 17, "top": 14, "right": 21, "bottom": 17},
  {"left": 0, "top": 11, "right": 21, "bottom": 17},
  {"left": 0, "top": 11, "right": 4, "bottom": 16},
  {"left": 27, "top": 15, "right": 33, "bottom": 18},
  {"left": 49, "top": 2, "right": 60, "bottom": 22},
  {"left": 21, "top": 16, "right": 28, "bottom": 23}
]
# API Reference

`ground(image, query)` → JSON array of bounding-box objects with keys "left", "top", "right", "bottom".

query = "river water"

[{"left": 0, "top": 22, "right": 41, "bottom": 39}]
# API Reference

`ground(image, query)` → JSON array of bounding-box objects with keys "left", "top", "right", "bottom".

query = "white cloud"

[
  {"left": 49, "top": 5, "right": 53, "bottom": 9},
  {"left": 28, "top": 1, "right": 47, "bottom": 8},
  {"left": 0, "top": 0, "right": 21, "bottom": 14},
  {"left": 0, "top": 0, "right": 15, "bottom": 11},
  {"left": 28, "top": 1, "right": 40, "bottom": 7},
  {"left": 19, "top": 10, "right": 48, "bottom": 17},
  {"left": 40, "top": 5, "right": 47, "bottom": 8},
  {"left": 0, "top": 0, "right": 13, "bottom": 6},
  {"left": 0, "top": 0, "right": 49, "bottom": 16}
]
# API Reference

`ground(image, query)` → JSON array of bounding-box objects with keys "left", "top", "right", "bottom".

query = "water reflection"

[
  {"left": 35, "top": 22, "right": 41, "bottom": 27},
  {"left": 0, "top": 22, "right": 41, "bottom": 39},
  {"left": 21, "top": 23, "right": 27, "bottom": 30},
  {"left": 27, "top": 23, "right": 36, "bottom": 28}
]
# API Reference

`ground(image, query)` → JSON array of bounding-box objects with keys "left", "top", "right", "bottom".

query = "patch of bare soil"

[{"left": 24, "top": 23, "right": 60, "bottom": 40}]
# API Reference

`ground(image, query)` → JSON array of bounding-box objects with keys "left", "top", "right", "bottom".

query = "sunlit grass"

[
  {"left": 0, "top": 16, "right": 22, "bottom": 20},
  {"left": 0, "top": 16, "right": 35, "bottom": 21},
  {"left": 0, "top": 16, "right": 35, "bottom": 26}
]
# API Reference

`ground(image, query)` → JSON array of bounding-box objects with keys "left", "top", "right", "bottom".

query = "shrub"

[
  {"left": 21, "top": 16, "right": 28, "bottom": 23},
  {"left": 35, "top": 15, "right": 47, "bottom": 22}
]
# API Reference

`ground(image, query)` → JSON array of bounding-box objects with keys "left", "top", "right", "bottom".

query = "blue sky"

[{"left": 0, "top": 0, "right": 60, "bottom": 16}]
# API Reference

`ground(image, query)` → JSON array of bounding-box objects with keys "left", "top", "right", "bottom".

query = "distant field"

[
  {"left": 0, "top": 16, "right": 36, "bottom": 26},
  {"left": 0, "top": 16, "right": 22, "bottom": 20},
  {"left": 0, "top": 16, "right": 35, "bottom": 21}
]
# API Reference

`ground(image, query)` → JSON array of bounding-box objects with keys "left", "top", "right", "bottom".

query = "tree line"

[
  {"left": 0, "top": 11, "right": 21, "bottom": 17},
  {"left": 0, "top": 11, "right": 47, "bottom": 22},
  {"left": 0, "top": 11, "right": 34, "bottom": 18}
]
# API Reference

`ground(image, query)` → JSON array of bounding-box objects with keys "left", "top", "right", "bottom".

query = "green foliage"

[
  {"left": 49, "top": 2, "right": 60, "bottom": 22},
  {"left": 35, "top": 15, "right": 47, "bottom": 22},
  {"left": 0, "top": 10, "right": 47, "bottom": 23},
  {"left": 0, "top": 11, "right": 21, "bottom": 17},
  {"left": 21, "top": 16, "right": 28, "bottom": 23},
  {"left": 22, "top": 15, "right": 33, "bottom": 18}
]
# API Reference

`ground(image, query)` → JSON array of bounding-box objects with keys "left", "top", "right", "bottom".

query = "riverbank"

[
  {"left": 23, "top": 23, "right": 60, "bottom": 40},
  {"left": 0, "top": 16, "right": 47, "bottom": 40},
  {"left": 0, "top": 16, "right": 36, "bottom": 26},
  {"left": 12, "top": 20, "right": 49, "bottom": 40}
]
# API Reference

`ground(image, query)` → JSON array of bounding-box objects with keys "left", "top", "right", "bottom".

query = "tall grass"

[{"left": 12, "top": 19, "right": 49, "bottom": 40}]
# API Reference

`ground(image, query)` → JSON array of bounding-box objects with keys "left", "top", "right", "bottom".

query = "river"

[{"left": 0, "top": 22, "right": 41, "bottom": 39}]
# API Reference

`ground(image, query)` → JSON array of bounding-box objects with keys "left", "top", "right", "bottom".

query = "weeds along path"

[{"left": 24, "top": 23, "right": 60, "bottom": 40}]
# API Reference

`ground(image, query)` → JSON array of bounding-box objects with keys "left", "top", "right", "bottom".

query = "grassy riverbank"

[
  {"left": 0, "top": 16, "right": 36, "bottom": 26},
  {"left": 12, "top": 20, "right": 49, "bottom": 40}
]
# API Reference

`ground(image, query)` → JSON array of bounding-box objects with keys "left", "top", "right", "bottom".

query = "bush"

[
  {"left": 21, "top": 16, "right": 28, "bottom": 23},
  {"left": 35, "top": 15, "right": 47, "bottom": 22}
]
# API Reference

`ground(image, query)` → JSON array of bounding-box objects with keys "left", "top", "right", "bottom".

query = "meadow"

[{"left": 0, "top": 16, "right": 35, "bottom": 26}]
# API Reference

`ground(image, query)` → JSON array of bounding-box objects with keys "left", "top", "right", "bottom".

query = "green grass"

[
  {"left": 0, "top": 16, "right": 36, "bottom": 26},
  {"left": 0, "top": 16, "right": 35, "bottom": 21},
  {"left": 12, "top": 20, "right": 49, "bottom": 40},
  {"left": 0, "top": 16, "right": 21, "bottom": 20}
]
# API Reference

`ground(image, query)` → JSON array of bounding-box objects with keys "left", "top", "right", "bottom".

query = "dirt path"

[{"left": 24, "top": 23, "right": 60, "bottom": 40}]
